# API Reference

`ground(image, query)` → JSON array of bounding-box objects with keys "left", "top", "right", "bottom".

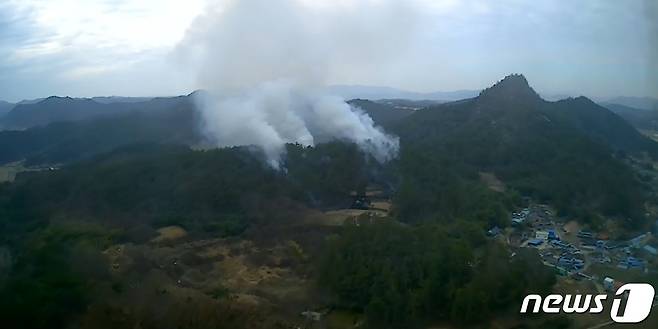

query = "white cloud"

[
  {"left": 8, "top": 0, "right": 206, "bottom": 53},
  {"left": 0, "top": 0, "right": 655, "bottom": 101},
  {"left": 2, "top": 0, "right": 206, "bottom": 82}
]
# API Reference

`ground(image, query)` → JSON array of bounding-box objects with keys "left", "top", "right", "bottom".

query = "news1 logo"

[{"left": 520, "top": 283, "right": 656, "bottom": 323}]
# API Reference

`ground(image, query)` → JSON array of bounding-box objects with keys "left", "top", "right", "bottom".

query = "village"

[
  {"left": 350, "top": 189, "right": 658, "bottom": 299},
  {"left": 487, "top": 202, "right": 658, "bottom": 297}
]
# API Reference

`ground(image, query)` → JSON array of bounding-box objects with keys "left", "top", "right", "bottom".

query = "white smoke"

[{"left": 177, "top": 0, "right": 420, "bottom": 167}]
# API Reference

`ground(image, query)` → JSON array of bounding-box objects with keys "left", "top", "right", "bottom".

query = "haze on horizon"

[{"left": 0, "top": 0, "right": 656, "bottom": 103}]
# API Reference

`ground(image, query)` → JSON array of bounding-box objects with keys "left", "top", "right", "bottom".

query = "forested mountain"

[
  {"left": 0, "top": 96, "right": 180, "bottom": 130},
  {"left": 0, "top": 96, "right": 414, "bottom": 166},
  {"left": 0, "top": 141, "right": 556, "bottom": 329},
  {"left": 0, "top": 100, "right": 13, "bottom": 117},
  {"left": 2, "top": 97, "right": 119, "bottom": 129},
  {"left": 392, "top": 75, "right": 658, "bottom": 156},
  {"left": 0, "top": 95, "right": 200, "bottom": 165},
  {"left": 0, "top": 142, "right": 366, "bottom": 240},
  {"left": 390, "top": 74, "right": 653, "bottom": 225},
  {"left": 550, "top": 97, "right": 658, "bottom": 154}
]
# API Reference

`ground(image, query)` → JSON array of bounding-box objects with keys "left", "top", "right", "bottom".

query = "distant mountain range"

[
  {"left": 603, "top": 103, "right": 658, "bottom": 131},
  {"left": 327, "top": 85, "right": 480, "bottom": 101},
  {"left": 14, "top": 96, "right": 153, "bottom": 105},
  {"left": 3, "top": 89, "right": 655, "bottom": 132},
  {"left": 0, "top": 101, "right": 13, "bottom": 117},
  {"left": 348, "top": 99, "right": 415, "bottom": 125},
  {"left": 596, "top": 97, "right": 658, "bottom": 132},
  {"left": 603, "top": 96, "right": 658, "bottom": 111},
  {"left": 326, "top": 84, "right": 624, "bottom": 103},
  {"left": 0, "top": 96, "right": 156, "bottom": 130},
  {"left": 0, "top": 95, "right": 198, "bottom": 165},
  {"left": 1, "top": 77, "right": 656, "bottom": 170},
  {"left": 89, "top": 96, "right": 153, "bottom": 104},
  {"left": 2, "top": 97, "right": 121, "bottom": 130}
]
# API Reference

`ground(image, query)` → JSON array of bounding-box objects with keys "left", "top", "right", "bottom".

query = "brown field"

[
  {"left": 95, "top": 201, "right": 385, "bottom": 328},
  {"left": 479, "top": 172, "right": 506, "bottom": 192},
  {"left": 151, "top": 226, "right": 188, "bottom": 244}
]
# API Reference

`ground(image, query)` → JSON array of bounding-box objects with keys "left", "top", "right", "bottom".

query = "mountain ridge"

[
  {"left": 327, "top": 84, "right": 480, "bottom": 101},
  {"left": 478, "top": 74, "right": 542, "bottom": 104},
  {"left": 603, "top": 96, "right": 658, "bottom": 111},
  {"left": 389, "top": 74, "right": 653, "bottom": 222},
  {"left": 0, "top": 95, "right": 183, "bottom": 130},
  {"left": 0, "top": 100, "right": 14, "bottom": 117}
]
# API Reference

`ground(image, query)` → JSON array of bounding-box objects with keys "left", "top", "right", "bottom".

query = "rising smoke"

[{"left": 177, "top": 0, "right": 421, "bottom": 168}]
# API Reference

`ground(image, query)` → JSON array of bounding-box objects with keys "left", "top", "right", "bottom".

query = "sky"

[{"left": 0, "top": 0, "right": 656, "bottom": 103}]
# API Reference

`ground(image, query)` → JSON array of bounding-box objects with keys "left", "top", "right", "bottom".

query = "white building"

[
  {"left": 603, "top": 277, "right": 614, "bottom": 291},
  {"left": 535, "top": 231, "right": 549, "bottom": 240}
]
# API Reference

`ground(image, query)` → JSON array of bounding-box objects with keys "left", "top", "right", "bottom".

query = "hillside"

[
  {"left": 0, "top": 96, "right": 175, "bottom": 130},
  {"left": 0, "top": 141, "right": 554, "bottom": 329},
  {"left": 604, "top": 96, "right": 658, "bottom": 111},
  {"left": 391, "top": 74, "right": 651, "bottom": 224},
  {"left": 0, "top": 101, "right": 13, "bottom": 118},
  {"left": 550, "top": 97, "right": 658, "bottom": 155},
  {"left": 604, "top": 103, "right": 658, "bottom": 131},
  {"left": 0, "top": 96, "right": 413, "bottom": 166},
  {"left": 0, "top": 96, "right": 200, "bottom": 165},
  {"left": 1, "top": 97, "right": 118, "bottom": 129}
]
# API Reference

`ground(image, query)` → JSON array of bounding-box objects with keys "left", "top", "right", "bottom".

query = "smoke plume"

[{"left": 177, "top": 0, "right": 420, "bottom": 167}]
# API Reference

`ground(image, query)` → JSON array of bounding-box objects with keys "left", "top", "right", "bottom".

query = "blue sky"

[{"left": 0, "top": 0, "right": 656, "bottom": 102}]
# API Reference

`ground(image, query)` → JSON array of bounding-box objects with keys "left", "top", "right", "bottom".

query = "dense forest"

[
  {"left": 0, "top": 142, "right": 561, "bottom": 328},
  {"left": 0, "top": 96, "right": 200, "bottom": 165},
  {"left": 389, "top": 75, "right": 651, "bottom": 227},
  {"left": 0, "top": 142, "right": 371, "bottom": 328},
  {"left": 319, "top": 220, "right": 556, "bottom": 328}
]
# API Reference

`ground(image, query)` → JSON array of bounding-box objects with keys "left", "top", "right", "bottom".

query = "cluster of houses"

[
  {"left": 557, "top": 256, "right": 585, "bottom": 272},
  {"left": 506, "top": 210, "right": 589, "bottom": 274},
  {"left": 491, "top": 203, "right": 658, "bottom": 286},
  {"left": 532, "top": 229, "right": 657, "bottom": 277},
  {"left": 570, "top": 230, "right": 658, "bottom": 272},
  {"left": 487, "top": 203, "right": 658, "bottom": 304},
  {"left": 618, "top": 256, "right": 645, "bottom": 270},
  {"left": 576, "top": 231, "right": 656, "bottom": 271},
  {"left": 534, "top": 232, "right": 588, "bottom": 273}
]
